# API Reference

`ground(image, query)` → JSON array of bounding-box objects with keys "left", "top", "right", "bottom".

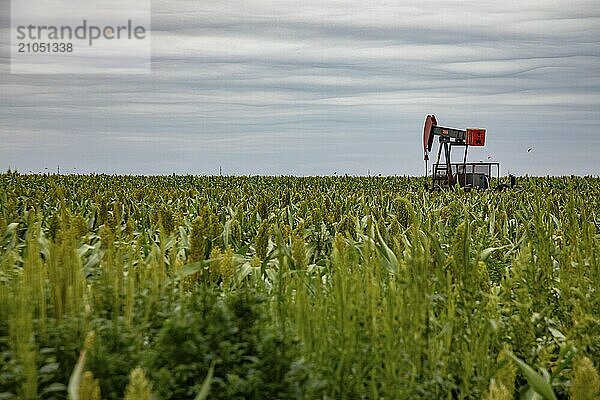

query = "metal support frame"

[
  {"left": 430, "top": 132, "right": 493, "bottom": 189},
  {"left": 423, "top": 115, "right": 497, "bottom": 190}
]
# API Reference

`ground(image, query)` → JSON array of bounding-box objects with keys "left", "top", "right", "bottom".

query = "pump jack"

[{"left": 423, "top": 114, "right": 501, "bottom": 190}]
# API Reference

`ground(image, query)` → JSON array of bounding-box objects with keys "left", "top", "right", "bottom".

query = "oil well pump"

[{"left": 423, "top": 114, "right": 500, "bottom": 190}]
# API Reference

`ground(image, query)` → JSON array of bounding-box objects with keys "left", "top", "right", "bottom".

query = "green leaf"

[
  {"left": 375, "top": 224, "right": 399, "bottom": 273},
  {"left": 236, "top": 262, "right": 253, "bottom": 283},
  {"left": 552, "top": 344, "right": 577, "bottom": 378},
  {"left": 222, "top": 219, "right": 232, "bottom": 248},
  {"left": 170, "top": 259, "right": 213, "bottom": 281},
  {"left": 509, "top": 353, "right": 557, "bottom": 400},
  {"left": 39, "top": 362, "right": 60, "bottom": 374},
  {"left": 548, "top": 327, "right": 565, "bottom": 341},
  {"left": 521, "top": 387, "right": 543, "bottom": 400},
  {"left": 195, "top": 361, "right": 215, "bottom": 400},
  {"left": 479, "top": 245, "right": 509, "bottom": 261},
  {"left": 68, "top": 350, "right": 86, "bottom": 400},
  {"left": 40, "top": 382, "right": 67, "bottom": 395},
  {"left": 5, "top": 223, "right": 19, "bottom": 235}
]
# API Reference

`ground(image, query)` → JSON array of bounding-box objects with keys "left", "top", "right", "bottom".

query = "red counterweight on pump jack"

[{"left": 423, "top": 115, "right": 498, "bottom": 190}]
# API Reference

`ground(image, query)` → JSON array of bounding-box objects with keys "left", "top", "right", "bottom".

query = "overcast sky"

[{"left": 1, "top": 0, "right": 599, "bottom": 176}]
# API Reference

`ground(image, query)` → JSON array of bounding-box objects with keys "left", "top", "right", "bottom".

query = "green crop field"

[{"left": 0, "top": 173, "right": 599, "bottom": 399}]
